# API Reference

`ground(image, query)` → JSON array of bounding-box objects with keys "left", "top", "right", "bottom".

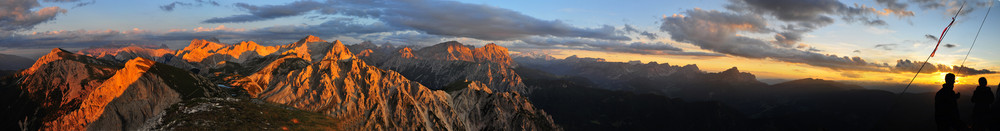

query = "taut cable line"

[
  {"left": 901, "top": 3, "right": 966, "bottom": 95},
  {"left": 958, "top": 1, "right": 993, "bottom": 75}
]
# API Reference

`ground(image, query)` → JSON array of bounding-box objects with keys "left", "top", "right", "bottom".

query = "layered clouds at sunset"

[{"left": 1, "top": 0, "right": 999, "bottom": 92}]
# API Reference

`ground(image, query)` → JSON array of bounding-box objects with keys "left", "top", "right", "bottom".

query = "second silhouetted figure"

[{"left": 971, "top": 77, "right": 993, "bottom": 131}]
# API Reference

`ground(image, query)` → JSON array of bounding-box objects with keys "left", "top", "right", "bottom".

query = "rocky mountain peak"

[
  {"left": 234, "top": 41, "right": 260, "bottom": 48},
  {"left": 78, "top": 44, "right": 176, "bottom": 62},
  {"left": 293, "top": 35, "right": 327, "bottom": 47},
  {"left": 26, "top": 48, "right": 76, "bottom": 73},
  {"left": 323, "top": 40, "right": 355, "bottom": 61},
  {"left": 412, "top": 42, "right": 516, "bottom": 66},
  {"left": 722, "top": 67, "right": 740, "bottom": 74},
  {"left": 357, "top": 49, "right": 375, "bottom": 57},
  {"left": 184, "top": 39, "right": 225, "bottom": 51},
  {"left": 123, "top": 57, "right": 156, "bottom": 72},
  {"left": 681, "top": 64, "right": 700, "bottom": 71},
  {"left": 563, "top": 55, "right": 606, "bottom": 63},
  {"left": 398, "top": 47, "right": 416, "bottom": 59},
  {"left": 418, "top": 41, "right": 475, "bottom": 61},
  {"left": 227, "top": 41, "right": 277, "bottom": 57},
  {"left": 473, "top": 43, "right": 515, "bottom": 66},
  {"left": 357, "top": 40, "right": 378, "bottom": 49},
  {"left": 439, "top": 41, "right": 465, "bottom": 46}
]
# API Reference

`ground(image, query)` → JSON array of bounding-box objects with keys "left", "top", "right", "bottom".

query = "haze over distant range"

[{"left": 2, "top": 0, "right": 999, "bottom": 86}]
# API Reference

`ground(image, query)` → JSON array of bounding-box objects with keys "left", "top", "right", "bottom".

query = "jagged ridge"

[
  {"left": 349, "top": 41, "right": 527, "bottom": 93},
  {"left": 3, "top": 49, "right": 224, "bottom": 130}
]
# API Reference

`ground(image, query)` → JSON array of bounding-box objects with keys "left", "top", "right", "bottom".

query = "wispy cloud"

[{"left": 159, "top": 0, "right": 221, "bottom": 11}]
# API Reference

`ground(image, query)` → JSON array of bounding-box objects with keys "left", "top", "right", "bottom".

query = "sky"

[{"left": 1, "top": 0, "right": 999, "bottom": 90}]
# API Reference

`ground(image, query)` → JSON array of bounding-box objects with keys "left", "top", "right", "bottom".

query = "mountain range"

[
  {"left": 0, "top": 35, "right": 963, "bottom": 130},
  {"left": 1, "top": 36, "right": 557, "bottom": 130}
]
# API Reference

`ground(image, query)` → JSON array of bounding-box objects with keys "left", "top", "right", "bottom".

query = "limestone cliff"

[
  {"left": 175, "top": 39, "right": 279, "bottom": 69},
  {"left": 232, "top": 37, "right": 557, "bottom": 130},
  {"left": 2, "top": 49, "right": 224, "bottom": 130},
  {"left": 349, "top": 41, "right": 527, "bottom": 93},
  {"left": 11, "top": 35, "right": 557, "bottom": 130}
]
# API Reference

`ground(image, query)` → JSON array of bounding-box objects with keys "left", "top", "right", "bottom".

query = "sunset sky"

[{"left": 2, "top": 0, "right": 999, "bottom": 90}]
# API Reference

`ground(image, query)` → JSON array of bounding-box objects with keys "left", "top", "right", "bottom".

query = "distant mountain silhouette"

[
  {"left": 515, "top": 55, "right": 766, "bottom": 101},
  {"left": 516, "top": 67, "right": 758, "bottom": 130},
  {"left": 516, "top": 54, "right": 968, "bottom": 131},
  {"left": 0, "top": 53, "right": 34, "bottom": 73}
]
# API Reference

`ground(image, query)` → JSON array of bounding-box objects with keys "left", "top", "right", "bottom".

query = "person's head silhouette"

[
  {"left": 979, "top": 77, "right": 988, "bottom": 87},
  {"left": 946, "top": 73, "right": 956, "bottom": 84}
]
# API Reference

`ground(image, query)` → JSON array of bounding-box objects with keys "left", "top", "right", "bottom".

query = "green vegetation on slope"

[{"left": 154, "top": 98, "right": 340, "bottom": 130}]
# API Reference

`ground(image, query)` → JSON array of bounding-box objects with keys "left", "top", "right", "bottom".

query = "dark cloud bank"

[{"left": 660, "top": 0, "right": 996, "bottom": 75}]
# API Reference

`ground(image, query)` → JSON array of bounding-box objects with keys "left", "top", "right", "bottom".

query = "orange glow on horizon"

[{"left": 516, "top": 49, "right": 998, "bottom": 88}]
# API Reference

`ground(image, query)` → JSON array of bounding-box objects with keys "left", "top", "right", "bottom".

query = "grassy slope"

[{"left": 155, "top": 98, "right": 340, "bottom": 130}]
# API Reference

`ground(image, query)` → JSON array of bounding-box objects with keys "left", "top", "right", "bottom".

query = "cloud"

[
  {"left": 69, "top": 0, "right": 94, "bottom": 8},
  {"left": 0, "top": 18, "right": 408, "bottom": 49},
  {"left": 944, "top": 43, "right": 957, "bottom": 48},
  {"left": 160, "top": 2, "right": 192, "bottom": 11},
  {"left": 725, "top": 0, "right": 911, "bottom": 26},
  {"left": 188, "top": 0, "right": 664, "bottom": 57},
  {"left": 841, "top": 71, "right": 863, "bottom": 78},
  {"left": 520, "top": 36, "right": 722, "bottom": 56},
  {"left": 623, "top": 24, "right": 658, "bottom": 39},
  {"left": 4, "top": 0, "right": 632, "bottom": 51},
  {"left": 195, "top": 0, "right": 219, "bottom": 6},
  {"left": 378, "top": 0, "right": 630, "bottom": 41},
  {"left": 910, "top": 0, "right": 993, "bottom": 16},
  {"left": 628, "top": 42, "right": 682, "bottom": 51},
  {"left": 874, "top": 44, "right": 897, "bottom": 50},
  {"left": 722, "top": 0, "right": 916, "bottom": 46},
  {"left": 925, "top": 34, "right": 939, "bottom": 41},
  {"left": 658, "top": 7, "right": 988, "bottom": 74},
  {"left": 202, "top": 1, "right": 324, "bottom": 22},
  {"left": 1, "top": 29, "right": 161, "bottom": 48},
  {"left": 0, "top": 0, "right": 68, "bottom": 37},
  {"left": 160, "top": 0, "right": 222, "bottom": 11},
  {"left": 892, "top": 59, "right": 995, "bottom": 75},
  {"left": 201, "top": 0, "right": 631, "bottom": 41},
  {"left": 656, "top": 1, "right": 998, "bottom": 75},
  {"left": 356, "top": 31, "right": 444, "bottom": 45}
]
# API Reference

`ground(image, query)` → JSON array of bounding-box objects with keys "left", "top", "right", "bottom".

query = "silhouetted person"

[
  {"left": 971, "top": 77, "right": 993, "bottom": 131},
  {"left": 937, "top": 73, "right": 967, "bottom": 131}
]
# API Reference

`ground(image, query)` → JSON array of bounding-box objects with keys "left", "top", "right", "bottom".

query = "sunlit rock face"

[
  {"left": 174, "top": 39, "right": 279, "bottom": 70},
  {"left": 448, "top": 81, "right": 558, "bottom": 130},
  {"left": 2, "top": 49, "right": 224, "bottom": 130},
  {"left": 78, "top": 44, "right": 195, "bottom": 70},
  {"left": 417, "top": 41, "right": 476, "bottom": 62},
  {"left": 233, "top": 37, "right": 557, "bottom": 130},
  {"left": 348, "top": 41, "right": 527, "bottom": 93},
  {"left": 473, "top": 43, "right": 517, "bottom": 67},
  {"left": 2, "top": 48, "right": 120, "bottom": 130},
  {"left": 12, "top": 35, "right": 556, "bottom": 130}
]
